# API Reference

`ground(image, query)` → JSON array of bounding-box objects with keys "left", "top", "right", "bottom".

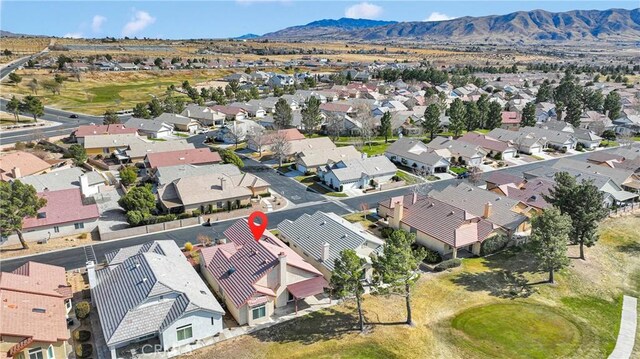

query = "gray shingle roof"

[
  {"left": 277, "top": 211, "right": 384, "bottom": 272},
  {"left": 155, "top": 164, "right": 242, "bottom": 185},
  {"left": 124, "top": 117, "right": 171, "bottom": 133},
  {"left": 94, "top": 241, "right": 224, "bottom": 346},
  {"left": 325, "top": 156, "right": 397, "bottom": 182},
  {"left": 20, "top": 168, "right": 105, "bottom": 192},
  {"left": 385, "top": 138, "right": 449, "bottom": 166}
]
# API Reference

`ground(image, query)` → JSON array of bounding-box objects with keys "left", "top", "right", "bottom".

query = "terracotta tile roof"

[
  {"left": 145, "top": 148, "right": 222, "bottom": 169},
  {"left": 22, "top": 188, "right": 100, "bottom": 230},
  {"left": 201, "top": 219, "right": 321, "bottom": 309},
  {"left": 501, "top": 111, "right": 521, "bottom": 124},
  {"left": 0, "top": 262, "right": 70, "bottom": 343},
  {"left": 74, "top": 124, "right": 137, "bottom": 138},
  {"left": 485, "top": 172, "right": 525, "bottom": 186},
  {"left": 458, "top": 132, "right": 514, "bottom": 153},
  {"left": 320, "top": 102, "right": 353, "bottom": 113},
  {"left": 0, "top": 151, "right": 51, "bottom": 181},
  {"left": 210, "top": 105, "right": 247, "bottom": 116}
]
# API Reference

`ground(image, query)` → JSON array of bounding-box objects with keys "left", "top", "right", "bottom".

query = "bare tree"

[
  {"left": 410, "top": 167, "right": 431, "bottom": 196},
  {"left": 325, "top": 112, "right": 343, "bottom": 142},
  {"left": 468, "top": 166, "right": 483, "bottom": 186},
  {"left": 246, "top": 126, "right": 267, "bottom": 155},
  {"left": 355, "top": 102, "right": 377, "bottom": 150},
  {"left": 270, "top": 133, "right": 291, "bottom": 169},
  {"left": 226, "top": 122, "right": 246, "bottom": 149}
]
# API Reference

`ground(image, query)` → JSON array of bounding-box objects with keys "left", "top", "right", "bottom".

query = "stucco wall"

[{"left": 160, "top": 310, "right": 223, "bottom": 350}]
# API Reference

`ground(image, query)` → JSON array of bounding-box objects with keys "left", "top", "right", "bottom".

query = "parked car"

[
  {"left": 198, "top": 128, "right": 209, "bottom": 134},
  {"left": 69, "top": 114, "right": 79, "bottom": 118}
]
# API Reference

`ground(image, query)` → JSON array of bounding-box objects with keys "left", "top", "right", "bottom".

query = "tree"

[
  {"left": 246, "top": 127, "right": 267, "bottom": 155},
  {"left": 448, "top": 98, "right": 466, "bottom": 137},
  {"left": 603, "top": 91, "right": 621, "bottom": 120},
  {"left": 325, "top": 112, "right": 343, "bottom": 141},
  {"left": 54, "top": 74, "right": 65, "bottom": 84},
  {"left": 154, "top": 57, "right": 163, "bottom": 67},
  {"left": 217, "top": 148, "right": 244, "bottom": 168},
  {"left": 270, "top": 133, "right": 291, "bottom": 168},
  {"left": 476, "top": 94, "right": 489, "bottom": 129},
  {"left": 68, "top": 144, "right": 88, "bottom": 165},
  {"left": 42, "top": 80, "right": 62, "bottom": 95},
  {"left": 485, "top": 101, "right": 503, "bottom": 130},
  {"left": 521, "top": 101, "right": 536, "bottom": 127},
  {"left": 119, "top": 166, "right": 138, "bottom": 186},
  {"left": 330, "top": 249, "right": 367, "bottom": 332},
  {"left": 0, "top": 181, "right": 47, "bottom": 249},
  {"left": 564, "top": 98, "right": 582, "bottom": 128},
  {"left": 8, "top": 72, "right": 21, "bottom": 84},
  {"left": 543, "top": 172, "right": 608, "bottom": 260},
  {"left": 273, "top": 98, "right": 292, "bottom": 129},
  {"left": 529, "top": 208, "right": 571, "bottom": 284},
  {"left": 535, "top": 80, "right": 553, "bottom": 103},
  {"left": 379, "top": 111, "right": 392, "bottom": 143},
  {"left": 554, "top": 72, "right": 581, "bottom": 107},
  {"left": 226, "top": 122, "right": 246, "bottom": 149},
  {"left": 148, "top": 98, "right": 163, "bottom": 117},
  {"left": 356, "top": 102, "right": 377, "bottom": 149},
  {"left": 582, "top": 88, "right": 604, "bottom": 112},
  {"left": 27, "top": 78, "right": 39, "bottom": 95},
  {"left": 21, "top": 95, "right": 44, "bottom": 122},
  {"left": 132, "top": 103, "right": 150, "bottom": 119},
  {"left": 163, "top": 94, "right": 184, "bottom": 114},
  {"left": 118, "top": 185, "right": 156, "bottom": 225},
  {"left": 103, "top": 110, "right": 120, "bottom": 125},
  {"left": 372, "top": 230, "right": 425, "bottom": 326},
  {"left": 464, "top": 101, "right": 480, "bottom": 132},
  {"left": 422, "top": 104, "right": 441, "bottom": 141},
  {"left": 301, "top": 96, "right": 323, "bottom": 134},
  {"left": 6, "top": 95, "right": 21, "bottom": 124}
]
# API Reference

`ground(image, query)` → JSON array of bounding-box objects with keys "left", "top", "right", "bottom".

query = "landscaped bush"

[
  {"left": 75, "top": 301, "right": 90, "bottom": 320},
  {"left": 192, "top": 209, "right": 202, "bottom": 217},
  {"left": 75, "top": 344, "right": 93, "bottom": 359},
  {"left": 423, "top": 248, "right": 443, "bottom": 264},
  {"left": 73, "top": 330, "right": 91, "bottom": 342},
  {"left": 184, "top": 242, "right": 194, "bottom": 251},
  {"left": 576, "top": 143, "right": 585, "bottom": 151},
  {"left": 433, "top": 258, "right": 462, "bottom": 272},
  {"left": 480, "top": 234, "right": 510, "bottom": 256},
  {"left": 380, "top": 227, "right": 394, "bottom": 239}
]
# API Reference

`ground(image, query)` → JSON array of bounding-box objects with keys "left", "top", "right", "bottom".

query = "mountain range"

[{"left": 261, "top": 8, "right": 640, "bottom": 43}]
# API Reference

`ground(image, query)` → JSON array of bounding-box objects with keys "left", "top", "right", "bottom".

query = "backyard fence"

[{"left": 98, "top": 217, "right": 202, "bottom": 241}]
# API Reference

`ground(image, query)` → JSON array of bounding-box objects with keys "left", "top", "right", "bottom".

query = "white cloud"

[
  {"left": 63, "top": 32, "right": 83, "bottom": 39},
  {"left": 424, "top": 12, "right": 455, "bottom": 22},
  {"left": 91, "top": 15, "right": 107, "bottom": 33},
  {"left": 122, "top": 10, "right": 156, "bottom": 36},
  {"left": 345, "top": 2, "right": 383, "bottom": 19}
]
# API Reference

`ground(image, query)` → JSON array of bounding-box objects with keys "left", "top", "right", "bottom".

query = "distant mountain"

[
  {"left": 235, "top": 33, "right": 260, "bottom": 40},
  {"left": 0, "top": 30, "right": 48, "bottom": 38},
  {"left": 262, "top": 18, "right": 397, "bottom": 40},
  {"left": 261, "top": 9, "right": 640, "bottom": 43}
]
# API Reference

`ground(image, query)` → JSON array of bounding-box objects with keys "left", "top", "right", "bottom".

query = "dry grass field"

[{"left": 0, "top": 37, "right": 50, "bottom": 65}]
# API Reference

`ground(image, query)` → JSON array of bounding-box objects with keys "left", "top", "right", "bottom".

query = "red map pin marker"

[{"left": 248, "top": 211, "right": 268, "bottom": 241}]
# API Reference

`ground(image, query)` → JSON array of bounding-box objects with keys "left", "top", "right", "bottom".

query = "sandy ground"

[{"left": 0, "top": 232, "right": 95, "bottom": 260}]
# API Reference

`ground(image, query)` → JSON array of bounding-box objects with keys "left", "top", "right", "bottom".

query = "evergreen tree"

[
  {"left": 0, "top": 181, "right": 47, "bottom": 249},
  {"left": 448, "top": 98, "right": 466, "bottom": 137},
  {"left": 422, "top": 104, "right": 441, "bottom": 141},
  {"left": 464, "top": 101, "right": 480, "bottom": 132},
  {"left": 379, "top": 111, "right": 392, "bottom": 143},
  {"left": 529, "top": 208, "right": 572, "bottom": 284},
  {"left": 520, "top": 101, "right": 537, "bottom": 127},
  {"left": 133, "top": 103, "right": 151, "bottom": 119},
  {"left": 148, "top": 98, "right": 164, "bottom": 117},
  {"left": 273, "top": 98, "right": 292, "bottom": 129},
  {"left": 564, "top": 98, "right": 582, "bottom": 128},
  {"left": 484, "top": 101, "right": 503, "bottom": 130},
  {"left": 330, "top": 249, "right": 367, "bottom": 332},
  {"left": 535, "top": 80, "right": 553, "bottom": 103},
  {"left": 301, "top": 96, "right": 322, "bottom": 134},
  {"left": 603, "top": 91, "right": 621, "bottom": 120}
]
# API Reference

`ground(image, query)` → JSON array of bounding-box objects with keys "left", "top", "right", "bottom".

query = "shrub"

[
  {"left": 75, "top": 301, "right": 90, "bottom": 320},
  {"left": 75, "top": 344, "right": 93, "bottom": 359},
  {"left": 602, "top": 130, "right": 617, "bottom": 141},
  {"left": 78, "top": 233, "right": 88, "bottom": 239},
  {"left": 423, "top": 248, "right": 443, "bottom": 264},
  {"left": 433, "top": 258, "right": 462, "bottom": 272},
  {"left": 184, "top": 242, "right": 194, "bottom": 251},
  {"left": 119, "top": 166, "right": 138, "bottom": 186},
  {"left": 380, "top": 227, "right": 394, "bottom": 239},
  {"left": 14, "top": 141, "right": 26, "bottom": 150},
  {"left": 480, "top": 234, "right": 510, "bottom": 256},
  {"left": 192, "top": 209, "right": 202, "bottom": 217},
  {"left": 73, "top": 330, "right": 91, "bottom": 342},
  {"left": 576, "top": 142, "right": 585, "bottom": 151}
]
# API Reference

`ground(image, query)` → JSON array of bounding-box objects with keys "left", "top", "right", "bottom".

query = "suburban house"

[
  {"left": 319, "top": 102, "right": 356, "bottom": 116},
  {"left": 154, "top": 163, "right": 242, "bottom": 185},
  {"left": 288, "top": 137, "right": 339, "bottom": 158},
  {"left": 246, "top": 128, "right": 306, "bottom": 154},
  {"left": 182, "top": 104, "right": 225, "bottom": 127},
  {"left": 486, "top": 128, "right": 545, "bottom": 155},
  {"left": 0, "top": 151, "right": 52, "bottom": 181},
  {"left": 20, "top": 167, "right": 107, "bottom": 194},
  {"left": 125, "top": 138, "right": 195, "bottom": 163},
  {"left": 295, "top": 145, "right": 362, "bottom": 174},
  {"left": 500, "top": 111, "right": 521, "bottom": 130},
  {"left": 489, "top": 177, "right": 555, "bottom": 213},
  {"left": 0, "top": 262, "right": 72, "bottom": 359},
  {"left": 552, "top": 158, "right": 640, "bottom": 193},
  {"left": 318, "top": 156, "right": 397, "bottom": 192},
  {"left": 458, "top": 132, "right": 518, "bottom": 159},
  {"left": 229, "top": 102, "right": 267, "bottom": 118},
  {"left": 144, "top": 148, "right": 222, "bottom": 170},
  {"left": 155, "top": 113, "right": 200, "bottom": 134},
  {"left": 157, "top": 172, "right": 270, "bottom": 213},
  {"left": 572, "top": 128, "right": 603, "bottom": 149},
  {"left": 215, "top": 119, "right": 264, "bottom": 144},
  {"left": 210, "top": 105, "right": 248, "bottom": 121},
  {"left": 520, "top": 126, "right": 577, "bottom": 150},
  {"left": 277, "top": 211, "right": 384, "bottom": 281},
  {"left": 72, "top": 124, "right": 138, "bottom": 145},
  {"left": 385, "top": 138, "right": 450, "bottom": 175},
  {"left": 200, "top": 219, "right": 327, "bottom": 326},
  {"left": 6, "top": 188, "right": 100, "bottom": 245},
  {"left": 124, "top": 117, "right": 174, "bottom": 139},
  {"left": 378, "top": 193, "right": 506, "bottom": 258},
  {"left": 83, "top": 133, "right": 139, "bottom": 156},
  {"left": 425, "top": 137, "right": 484, "bottom": 167},
  {"left": 429, "top": 183, "right": 530, "bottom": 235},
  {"left": 88, "top": 241, "right": 225, "bottom": 358}
]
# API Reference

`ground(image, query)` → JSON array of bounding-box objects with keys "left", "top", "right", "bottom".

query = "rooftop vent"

[
  {"left": 32, "top": 308, "right": 46, "bottom": 313},
  {"left": 227, "top": 266, "right": 236, "bottom": 275},
  {"left": 37, "top": 212, "right": 46, "bottom": 219}
]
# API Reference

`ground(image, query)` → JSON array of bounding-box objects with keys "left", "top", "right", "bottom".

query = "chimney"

[
  {"left": 390, "top": 200, "right": 404, "bottom": 229},
  {"left": 86, "top": 261, "right": 97, "bottom": 289},
  {"left": 79, "top": 175, "right": 90, "bottom": 196},
  {"left": 321, "top": 242, "right": 330, "bottom": 262},
  {"left": 220, "top": 178, "right": 227, "bottom": 191},
  {"left": 412, "top": 192, "right": 418, "bottom": 205},
  {"left": 186, "top": 110, "right": 191, "bottom": 117},
  {"left": 483, "top": 202, "right": 493, "bottom": 219},
  {"left": 278, "top": 252, "right": 287, "bottom": 285},
  {"left": 11, "top": 167, "right": 21, "bottom": 179}
]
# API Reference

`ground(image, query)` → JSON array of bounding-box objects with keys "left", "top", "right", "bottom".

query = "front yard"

[{"left": 185, "top": 214, "right": 640, "bottom": 359}]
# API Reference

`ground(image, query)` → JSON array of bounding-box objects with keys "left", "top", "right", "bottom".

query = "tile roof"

[
  {"left": 83, "top": 133, "right": 139, "bottom": 150},
  {"left": 124, "top": 117, "right": 172, "bottom": 133},
  {"left": 320, "top": 102, "right": 354, "bottom": 113},
  {"left": 22, "top": 188, "right": 100, "bottom": 230},
  {"left": 485, "top": 171, "right": 525, "bottom": 186},
  {"left": 74, "top": 124, "right": 138, "bottom": 138},
  {"left": 385, "top": 138, "right": 449, "bottom": 167},
  {"left": 154, "top": 113, "right": 197, "bottom": 126},
  {"left": 288, "top": 137, "right": 337, "bottom": 156},
  {"left": 145, "top": 148, "right": 222, "bottom": 169},
  {"left": 0, "top": 262, "right": 70, "bottom": 343},
  {"left": 297, "top": 145, "right": 362, "bottom": 168},
  {"left": 426, "top": 136, "right": 483, "bottom": 159},
  {"left": 125, "top": 138, "right": 195, "bottom": 159},
  {"left": 552, "top": 158, "right": 634, "bottom": 186},
  {"left": 94, "top": 241, "right": 224, "bottom": 346},
  {"left": 0, "top": 151, "right": 51, "bottom": 181},
  {"left": 277, "top": 211, "right": 384, "bottom": 272},
  {"left": 155, "top": 164, "right": 241, "bottom": 185},
  {"left": 501, "top": 111, "right": 521, "bottom": 124},
  {"left": 505, "top": 179, "right": 554, "bottom": 210},
  {"left": 201, "top": 219, "right": 321, "bottom": 308},
  {"left": 458, "top": 132, "right": 514, "bottom": 153}
]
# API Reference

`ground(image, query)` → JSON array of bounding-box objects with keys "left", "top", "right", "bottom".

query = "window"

[
  {"left": 47, "top": 345, "right": 54, "bottom": 359},
  {"left": 53, "top": 226, "right": 60, "bottom": 233},
  {"left": 287, "top": 292, "right": 295, "bottom": 302},
  {"left": 252, "top": 305, "right": 266, "bottom": 320},
  {"left": 211, "top": 317, "right": 216, "bottom": 325},
  {"left": 28, "top": 348, "right": 44, "bottom": 359},
  {"left": 74, "top": 223, "right": 84, "bottom": 230},
  {"left": 176, "top": 324, "right": 193, "bottom": 341}
]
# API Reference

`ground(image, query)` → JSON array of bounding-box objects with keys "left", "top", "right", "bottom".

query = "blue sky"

[{"left": 1, "top": 1, "right": 637, "bottom": 39}]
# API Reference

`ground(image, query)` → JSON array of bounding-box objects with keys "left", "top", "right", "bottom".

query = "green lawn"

[
  {"left": 451, "top": 303, "right": 582, "bottom": 359},
  {"left": 394, "top": 170, "right": 422, "bottom": 185},
  {"left": 449, "top": 166, "right": 467, "bottom": 175}
]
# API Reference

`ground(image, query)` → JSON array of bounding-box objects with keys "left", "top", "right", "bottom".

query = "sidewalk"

[{"left": 609, "top": 295, "right": 638, "bottom": 359}]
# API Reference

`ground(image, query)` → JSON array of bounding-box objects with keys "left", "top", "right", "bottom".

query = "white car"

[{"left": 198, "top": 128, "right": 210, "bottom": 134}]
